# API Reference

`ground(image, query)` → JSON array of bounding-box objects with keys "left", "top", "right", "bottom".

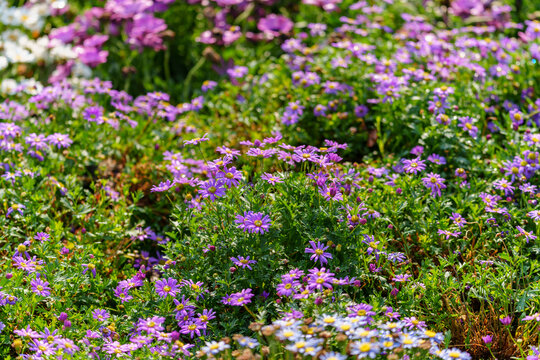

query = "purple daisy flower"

[
  {"left": 183, "top": 133, "right": 209, "bottom": 146},
  {"left": 82, "top": 263, "right": 97, "bottom": 278},
  {"left": 305, "top": 241, "right": 333, "bottom": 265},
  {"left": 422, "top": 172, "right": 446, "bottom": 197},
  {"left": 402, "top": 158, "right": 426, "bottom": 174},
  {"left": 155, "top": 277, "right": 180, "bottom": 298},
  {"left": 31, "top": 278, "right": 51, "bottom": 297},
  {"left": 230, "top": 256, "right": 257, "bottom": 270},
  {"left": 261, "top": 172, "right": 284, "bottom": 185},
  {"left": 244, "top": 212, "right": 271, "bottom": 234},
  {"left": 92, "top": 309, "right": 110, "bottom": 322},
  {"left": 216, "top": 167, "right": 242, "bottom": 187},
  {"left": 199, "top": 179, "right": 227, "bottom": 201}
]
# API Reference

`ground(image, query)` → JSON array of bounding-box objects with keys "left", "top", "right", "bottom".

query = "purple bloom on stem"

[
  {"left": 402, "top": 158, "right": 426, "bottom": 174},
  {"left": 92, "top": 309, "right": 110, "bottom": 322},
  {"left": 516, "top": 226, "right": 537, "bottom": 243},
  {"left": 482, "top": 335, "right": 493, "bottom": 344},
  {"left": 155, "top": 277, "right": 180, "bottom": 298},
  {"left": 216, "top": 167, "right": 242, "bottom": 187},
  {"left": 184, "top": 133, "right": 209, "bottom": 146},
  {"left": 458, "top": 116, "right": 478, "bottom": 137},
  {"left": 493, "top": 179, "right": 515, "bottom": 196},
  {"left": 422, "top": 172, "right": 446, "bottom": 197},
  {"left": 227, "top": 288, "right": 254, "bottom": 306},
  {"left": 392, "top": 274, "right": 412, "bottom": 282},
  {"left": 34, "top": 232, "right": 50, "bottom": 242},
  {"left": 230, "top": 256, "right": 257, "bottom": 270},
  {"left": 261, "top": 172, "right": 284, "bottom": 185},
  {"left": 257, "top": 14, "right": 293, "bottom": 38},
  {"left": 82, "top": 263, "right": 97, "bottom": 278},
  {"left": 244, "top": 212, "right": 271, "bottom": 234},
  {"left": 305, "top": 241, "right": 333, "bottom": 265},
  {"left": 6, "top": 204, "right": 25, "bottom": 217},
  {"left": 199, "top": 179, "right": 227, "bottom": 201},
  {"left": 31, "top": 278, "right": 51, "bottom": 297},
  {"left": 47, "top": 133, "right": 73, "bottom": 148},
  {"left": 499, "top": 315, "right": 512, "bottom": 325}
]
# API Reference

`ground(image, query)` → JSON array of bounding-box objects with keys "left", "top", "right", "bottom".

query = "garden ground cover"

[{"left": 0, "top": 0, "right": 540, "bottom": 359}]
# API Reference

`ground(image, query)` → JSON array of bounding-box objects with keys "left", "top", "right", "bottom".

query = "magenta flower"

[
  {"left": 422, "top": 172, "right": 446, "bottom": 197},
  {"left": 482, "top": 335, "right": 493, "bottom": 344},
  {"left": 227, "top": 288, "right": 254, "bottom": 306},
  {"left": 257, "top": 14, "right": 293, "bottom": 38},
  {"left": 138, "top": 316, "right": 165, "bottom": 334},
  {"left": 31, "top": 278, "right": 51, "bottom": 297},
  {"left": 230, "top": 256, "right": 257, "bottom": 270},
  {"left": 155, "top": 278, "right": 180, "bottom": 298},
  {"left": 92, "top": 309, "right": 110, "bottom": 322},
  {"left": 305, "top": 241, "right": 333, "bottom": 265},
  {"left": 47, "top": 133, "right": 73, "bottom": 148},
  {"left": 522, "top": 312, "right": 540, "bottom": 321},
  {"left": 499, "top": 315, "right": 512, "bottom": 325},
  {"left": 183, "top": 133, "right": 209, "bottom": 146},
  {"left": 244, "top": 212, "right": 271, "bottom": 234},
  {"left": 392, "top": 274, "right": 412, "bottom": 282},
  {"left": 402, "top": 158, "right": 426, "bottom": 174},
  {"left": 261, "top": 172, "right": 284, "bottom": 185}
]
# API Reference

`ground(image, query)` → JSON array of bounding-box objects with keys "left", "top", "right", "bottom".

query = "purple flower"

[
  {"left": 216, "top": 167, "right": 242, "bottom": 187},
  {"left": 307, "top": 267, "right": 335, "bottom": 291},
  {"left": 482, "top": 335, "right": 493, "bottom": 344},
  {"left": 422, "top": 173, "right": 446, "bottom": 197},
  {"left": 493, "top": 179, "right": 515, "bottom": 196},
  {"left": 227, "top": 288, "right": 254, "bottom": 306},
  {"left": 458, "top": 116, "right": 478, "bottom": 138},
  {"left": 230, "top": 256, "right": 257, "bottom": 270},
  {"left": 92, "top": 309, "right": 110, "bottom": 322},
  {"left": 227, "top": 66, "right": 248, "bottom": 79},
  {"left": 244, "top": 212, "right": 271, "bottom": 234},
  {"left": 392, "top": 274, "right": 412, "bottom": 282},
  {"left": 449, "top": 213, "right": 467, "bottom": 228},
  {"left": 261, "top": 172, "right": 284, "bottom": 185},
  {"left": 438, "top": 229, "right": 461, "bottom": 239},
  {"left": 403, "top": 317, "right": 427, "bottom": 330},
  {"left": 202, "top": 80, "right": 217, "bottom": 92},
  {"left": 402, "top": 158, "right": 426, "bottom": 174},
  {"left": 516, "top": 226, "right": 537, "bottom": 243},
  {"left": 82, "top": 263, "right": 97, "bottom": 278},
  {"left": 180, "top": 321, "right": 205, "bottom": 338},
  {"left": 31, "top": 278, "right": 51, "bottom": 297},
  {"left": 522, "top": 312, "right": 540, "bottom": 322},
  {"left": 83, "top": 106, "right": 105, "bottom": 124},
  {"left": 184, "top": 133, "right": 209, "bottom": 145},
  {"left": 305, "top": 241, "right": 333, "bottom": 265},
  {"left": 138, "top": 316, "right": 165, "bottom": 334},
  {"left": 499, "top": 315, "right": 512, "bottom": 325},
  {"left": 257, "top": 14, "right": 293, "bottom": 38},
  {"left": 6, "top": 204, "right": 25, "bottom": 217},
  {"left": 155, "top": 277, "right": 180, "bottom": 298},
  {"left": 47, "top": 133, "right": 73, "bottom": 149},
  {"left": 427, "top": 154, "right": 446, "bottom": 165},
  {"left": 199, "top": 179, "right": 227, "bottom": 201},
  {"left": 34, "top": 232, "right": 50, "bottom": 242}
]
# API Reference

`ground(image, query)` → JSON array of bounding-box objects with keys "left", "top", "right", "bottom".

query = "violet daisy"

[
  {"left": 155, "top": 277, "right": 180, "bottom": 298},
  {"left": 305, "top": 241, "right": 333, "bottom": 265}
]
